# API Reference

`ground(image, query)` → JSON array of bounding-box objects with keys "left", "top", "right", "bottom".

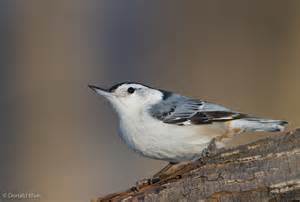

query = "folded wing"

[{"left": 149, "top": 94, "right": 245, "bottom": 125}]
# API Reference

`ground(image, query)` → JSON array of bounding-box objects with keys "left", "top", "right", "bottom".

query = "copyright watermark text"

[{"left": 1, "top": 192, "right": 41, "bottom": 200}]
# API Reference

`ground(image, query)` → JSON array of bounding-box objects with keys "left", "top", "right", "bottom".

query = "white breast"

[{"left": 118, "top": 109, "right": 217, "bottom": 162}]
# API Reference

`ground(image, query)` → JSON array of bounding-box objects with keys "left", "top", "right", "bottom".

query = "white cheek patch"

[{"left": 114, "top": 89, "right": 129, "bottom": 98}]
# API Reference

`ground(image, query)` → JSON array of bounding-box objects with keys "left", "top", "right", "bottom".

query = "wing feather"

[{"left": 149, "top": 95, "right": 244, "bottom": 125}]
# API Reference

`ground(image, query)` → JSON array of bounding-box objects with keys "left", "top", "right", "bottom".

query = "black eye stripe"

[{"left": 127, "top": 87, "right": 135, "bottom": 94}]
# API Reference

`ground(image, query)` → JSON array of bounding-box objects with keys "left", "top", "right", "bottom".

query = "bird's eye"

[{"left": 127, "top": 87, "right": 135, "bottom": 94}]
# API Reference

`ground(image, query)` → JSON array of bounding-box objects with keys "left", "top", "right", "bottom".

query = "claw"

[
  {"left": 149, "top": 177, "right": 160, "bottom": 184},
  {"left": 134, "top": 177, "right": 161, "bottom": 191}
]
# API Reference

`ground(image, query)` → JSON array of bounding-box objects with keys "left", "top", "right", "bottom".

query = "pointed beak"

[{"left": 88, "top": 84, "right": 112, "bottom": 98}]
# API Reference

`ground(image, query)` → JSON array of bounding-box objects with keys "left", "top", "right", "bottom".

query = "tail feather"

[{"left": 230, "top": 117, "right": 288, "bottom": 133}]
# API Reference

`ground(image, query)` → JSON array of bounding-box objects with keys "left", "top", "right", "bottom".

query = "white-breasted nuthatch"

[{"left": 89, "top": 82, "right": 288, "bottom": 163}]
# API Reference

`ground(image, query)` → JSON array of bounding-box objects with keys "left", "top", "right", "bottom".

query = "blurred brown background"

[{"left": 0, "top": 1, "right": 300, "bottom": 202}]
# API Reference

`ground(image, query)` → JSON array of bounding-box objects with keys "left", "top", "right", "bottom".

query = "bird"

[{"left": 88, "top": 82, "right": 288, "bottom": 164}]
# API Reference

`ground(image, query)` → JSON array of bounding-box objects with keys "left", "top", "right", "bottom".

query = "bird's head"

[{"left": 89, "top": 82, "right": 170, "bottom": 115}]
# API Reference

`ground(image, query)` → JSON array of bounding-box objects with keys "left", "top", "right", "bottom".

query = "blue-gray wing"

[{"left": 149, "top": 94, "right": 244, "bottom": 125}]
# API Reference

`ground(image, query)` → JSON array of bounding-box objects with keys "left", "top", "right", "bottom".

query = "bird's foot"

[
  {"left": 201, "top": 147, "right": 211, "bottom": 158},
  {"left": 132, "top": 177, "right": 161, "bottom": 192},
  {"left": 198, "top": 138, "right": 218, "bottom": 163}
]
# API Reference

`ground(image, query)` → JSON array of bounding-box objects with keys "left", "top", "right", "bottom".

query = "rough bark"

[{"left": 93, "top": 129, "right": 300, "bottom": 202}]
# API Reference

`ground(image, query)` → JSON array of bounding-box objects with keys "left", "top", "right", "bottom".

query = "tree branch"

[{"left": 93, "top": 129, "right": 300, "bottom": 202}]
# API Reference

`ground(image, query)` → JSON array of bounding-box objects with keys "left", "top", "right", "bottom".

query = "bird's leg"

[
  {"left": 153, "top": 162, "right": 178, "bottom": 179},
  {"left": 206, "top": 138, "right": 218, "bottom": 156},
  {"left": 198, "top": 138, "right": 218, "bottom": 162},
  {"left": 153, "top": 161, "right": 193, "bottom": 180},
  {"left": 133, "top": 162, "right": 179, "bottom": 191}
]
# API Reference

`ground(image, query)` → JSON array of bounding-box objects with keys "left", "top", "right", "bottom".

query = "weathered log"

[{"left": 93, "top": 129, "right": 300, "bottom": 202}]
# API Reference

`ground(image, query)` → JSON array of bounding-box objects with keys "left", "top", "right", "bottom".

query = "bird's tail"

[{"left": 230, "top": 117, "right": 288, "bottom": 133}]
